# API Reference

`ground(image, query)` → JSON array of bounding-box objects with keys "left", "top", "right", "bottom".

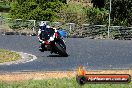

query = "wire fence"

[{"left": 0, "top": 17, "right": 132, "bottom": 40}]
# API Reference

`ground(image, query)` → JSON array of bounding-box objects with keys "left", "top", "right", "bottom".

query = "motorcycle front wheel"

[{"left": 55, "top": 42, "right": 68, "bottom": 57}]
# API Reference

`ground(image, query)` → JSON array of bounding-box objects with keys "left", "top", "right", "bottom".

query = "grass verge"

[
  {"left": 0, "top": 49, "right": 21, "bottom": 63},
  {"left": 0, "top": 78, "right": 132, "bottom": 88}
]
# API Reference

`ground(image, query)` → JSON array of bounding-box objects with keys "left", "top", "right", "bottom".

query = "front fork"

[{"left": 49, "top": 41, "right": 57, "bottom": 54}]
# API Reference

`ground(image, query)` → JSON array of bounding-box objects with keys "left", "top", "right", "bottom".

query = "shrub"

[{"left": 86, "top": 7, "right": 108, "bottom": 25}]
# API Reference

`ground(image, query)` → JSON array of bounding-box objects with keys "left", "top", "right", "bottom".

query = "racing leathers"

[{"left": 38, "top": 26, "right": 58, "bottom": 52}]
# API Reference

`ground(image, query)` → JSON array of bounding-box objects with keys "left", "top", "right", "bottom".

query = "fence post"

[
  {"left": 33, "top": 20, "right": 36, "bottom": 32},
  {"left": 67, "top": 23, "right": 75, "bottom": 33},
  {"left": 108, "top": 0, "right": 112, "bottom": 38}
]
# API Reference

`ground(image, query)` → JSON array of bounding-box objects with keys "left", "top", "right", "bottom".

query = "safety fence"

[{"left": 0, "top": 17, "right": 132, "bottom": 40}]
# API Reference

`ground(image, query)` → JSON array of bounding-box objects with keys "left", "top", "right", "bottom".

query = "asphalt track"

[{"left": 0, "top": 35, "right": 132, "bottom": 72}]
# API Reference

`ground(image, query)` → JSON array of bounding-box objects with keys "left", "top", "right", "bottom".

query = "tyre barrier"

[{"left": 1, "top": 32, "right": 37, "bottom": 36}]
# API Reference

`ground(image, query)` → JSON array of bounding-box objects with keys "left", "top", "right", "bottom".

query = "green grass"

[
  {"left": 0, "top": 78, "right": 132, "bottom": 88},
  {"left": 0, "top": 49, "right": 21, "bottom": 63}
]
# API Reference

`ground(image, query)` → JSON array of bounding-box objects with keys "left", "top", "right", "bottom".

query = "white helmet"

[{"left": 39, "top": 21, "right": 46, "bottom": 26}]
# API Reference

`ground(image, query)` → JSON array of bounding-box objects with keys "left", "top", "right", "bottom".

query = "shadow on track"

[{"left": 47, "top": 54, "right": 69, "bottom": 57}]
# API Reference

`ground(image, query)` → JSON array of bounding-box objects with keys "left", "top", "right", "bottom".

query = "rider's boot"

[{"left": 39, "top": 44, "right": 47, "bottom": 52}]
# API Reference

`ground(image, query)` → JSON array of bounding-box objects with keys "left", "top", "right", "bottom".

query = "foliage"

[
  {"left": 58, "top": 3, "right": 87, "bottom": 24},
  {"left": 9, "top": 0, "right": 65, "bottom": 21},
  {"left": 91, "top": 0, "right": 105, "bottom": 9},
  {"left": 2, "top": 0, "right": 132, "bottom": 27},
  {"left": 0, "top": 1, "right": 10, "bottom": 12},
  {"left": 105, "top": 0, "right": 132, "bottom": 26},
  {"left": 86, "top": 7, "right": 108, "bottom": 25}
]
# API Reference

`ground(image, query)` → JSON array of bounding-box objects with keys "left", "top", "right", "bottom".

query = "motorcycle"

[{"left": 40, "top": 28, "right": 68, "bottom": 57}]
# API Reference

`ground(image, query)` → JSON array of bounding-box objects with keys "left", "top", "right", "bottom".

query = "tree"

[
  {"left": 91, "top": 0, "right": 105, "bottom": 9},
  {"left": 10, "top": 0, "right": 65, "bottom": 21},
  {"left": 86, "top": 7, "right": 108, "bottom": 25},
  {"left": 105, "top": 0, "right": 132, "bottom": 26}
]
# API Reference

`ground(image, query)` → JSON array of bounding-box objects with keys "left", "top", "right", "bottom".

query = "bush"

[
  {"left": 10, "top": 0, "right": 64, "bottom": 21},
  {"left": 86, "top": 7, "right": 108, "bottom": 25},
  {"left": 105, "top": 0, "right": 132, "bottom": 26},
  {"left": 0, "top": 2, "right": 10, "bottom": 12},
  {"left": 58, "top": 3, "right": 87, "bottom": 24}
]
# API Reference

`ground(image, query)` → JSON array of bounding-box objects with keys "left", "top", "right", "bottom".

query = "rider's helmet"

[{"left": 39, "top": 21, "right": 47, "bottom": 31}]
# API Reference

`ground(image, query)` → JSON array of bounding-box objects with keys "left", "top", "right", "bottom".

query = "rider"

[
  {"left": 38, "top": 21, "right": 67, "bottom": 52},
  {"left": 38, "top": 21, "right": 58, "bottom": 52},
  {"left": 38, "top": 21, "right": 47, "bottom": 52}
]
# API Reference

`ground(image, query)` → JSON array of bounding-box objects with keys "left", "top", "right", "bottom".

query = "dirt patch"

[{"left": 0, "top": 70, "right": 132, "bottom": 82}]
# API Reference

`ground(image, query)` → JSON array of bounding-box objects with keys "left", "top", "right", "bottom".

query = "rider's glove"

[{"left": 42, "top": 41, "right": 45, "bottom": 44}]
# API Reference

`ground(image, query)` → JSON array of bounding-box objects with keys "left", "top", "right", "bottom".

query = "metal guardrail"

[{"left": 0, "top": 17, "right": 132, "bottom": 39}]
